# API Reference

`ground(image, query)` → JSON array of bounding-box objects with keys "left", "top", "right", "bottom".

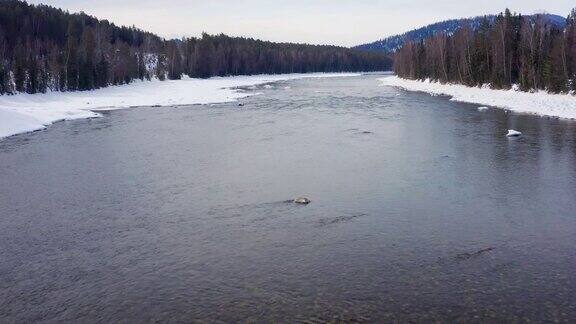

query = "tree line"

[
  {"left": 0, "top": 0, "right": 391, "bottom": 95},
  {"left": 394, "top": 9, "right": 576, "bottom": 94}
]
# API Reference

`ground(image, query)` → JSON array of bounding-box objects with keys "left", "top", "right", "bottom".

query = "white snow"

[
  {"left": 478, "top": 106, "right": 489, "bottom": 111},
  {"left": 380, "top": 76, "right": 576, "bottom": 119},
  {"left": 0, "top": 72, "right": 360, "bottom": 140},
  {"left": 507, "top": 129, "right": 522, "bottom": 137}
]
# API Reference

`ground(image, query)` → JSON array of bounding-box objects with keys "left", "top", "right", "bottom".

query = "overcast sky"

[{"left": 28, "top": 0, "right": 575, "bottom": 47}]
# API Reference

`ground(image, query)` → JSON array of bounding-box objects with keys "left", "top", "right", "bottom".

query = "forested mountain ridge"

[
  {"left": 0, "top": 0, "right": 391, "bottom": 95},
  {"left": 355, "top": 14, "right": 566, "bottom": 53},
  {"left": 394, "top": 9, "right": 576, "bottom": 94}
]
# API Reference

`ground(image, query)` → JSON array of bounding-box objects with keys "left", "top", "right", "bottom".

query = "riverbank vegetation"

[
  {"left": 394, "top": 9, "right": 576, "bottom": 94},
  {"left": 0, "top": 0, "right": 391, "bottom": 95}
]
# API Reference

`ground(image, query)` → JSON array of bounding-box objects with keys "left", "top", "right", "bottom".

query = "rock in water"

[
  {"left": 506, "top": 129, "right": 522, "bottom": 137},
  {"left": 478, "top": 106, "right": 489, "bottom": 111},
  {"left": 294, "top": 197, "right": 311, "bottom": 205}
]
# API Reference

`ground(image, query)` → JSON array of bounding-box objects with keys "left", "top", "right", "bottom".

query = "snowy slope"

[
  {"left": 0, "top": 73, "right": 360, "bottom": 140},
  {"left": 380, "top": 76, "right": 576, "bottom": 119}
]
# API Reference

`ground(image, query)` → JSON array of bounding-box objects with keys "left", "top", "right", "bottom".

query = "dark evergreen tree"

[
  {"left": 13, "top": 39, "right": 26, "bottom": 93},
  {"left": 95, "top": 54, "right": 109, "bottom": 88},
  {"left": 394, "top": 8, "right": 576, "bottom": 94},
  {"left": 0, "top": 0, "right": 391, "bottom": 95}
]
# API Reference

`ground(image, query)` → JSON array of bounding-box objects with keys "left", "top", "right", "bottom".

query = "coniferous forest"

[
  {"left": 394, "top": 9, "right": 576, "bottom": 94},
  {"left": 0, "top": 0, "right": 392, "bottom": 95}
]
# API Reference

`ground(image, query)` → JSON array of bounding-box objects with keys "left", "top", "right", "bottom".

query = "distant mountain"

[{"left": 355, "top": 14, "right": 567, "bottom": 53}]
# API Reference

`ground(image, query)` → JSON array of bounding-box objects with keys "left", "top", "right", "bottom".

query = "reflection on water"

[{"left": 1, "top": 75, "right": 575, "bottom": 322}]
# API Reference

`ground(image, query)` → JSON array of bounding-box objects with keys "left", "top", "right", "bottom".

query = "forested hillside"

[
  {"left": 355, "top": 14, "right": 566, "bottom": 53},
  {"left": 180, "top": 34, "right": 391, "bottom": 79},
  {"left": 0, "top": 0, "right": 391, "bottom": 95},
  {"left": 356, "top": 17, "right": 493, "bottom": 53},
  {"left": 394, "top": 9, "right": 576, "bottom": 94}
]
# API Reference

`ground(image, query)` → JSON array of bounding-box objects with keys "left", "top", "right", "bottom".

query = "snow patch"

[
  {"left": 0, "top": 72, "right": 360, "bottom": 140},
  {"left": 380, "top": 76, "right": 576, "bottom": 119},
  {"left": 507, "top": 129, "right": 522, "bottom": 137},
  {"left": 0, "top": 109, "right": 47, "bottom": 138}
]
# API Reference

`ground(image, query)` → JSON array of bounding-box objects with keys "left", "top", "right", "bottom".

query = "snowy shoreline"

[
  {"left": 380, "top": 76, "right": 576, "bottom": 119},
  {"left": 0, "top": 73, "right": 360, "bottom": 140}
]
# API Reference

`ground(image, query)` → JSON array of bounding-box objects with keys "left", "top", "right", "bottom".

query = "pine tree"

[
  {"left": 65, "top": 22, "right": 80, "bottom": 90},
  {"left": 95, "top": 54, "right": 109, "bottom": 88},
  {"left": 27, "top": 53, "right": 38, "bottom": 94},
  {"left": 395, "top": 8, "right": 575, "bottom": 94},
  {"left": 545, "top": 31, "right": 569, "bottom": 92},
  {"left": 78, "top": 28, "right": 96, "bottom": 90},
  {"left": 0, "top": 0, "right": 391, "bottom": 95},
  {"left": 0, "top": 28, "right": 10, "bottom": 94},
  {"left": 567, "top": 8, "right": 576, "bottom": 92},
  {"left": 13, "top": 39, "right": 26, "bottom": 93},
  {"left": 166, "top": 41, "right": 183, "bottom": 80}
]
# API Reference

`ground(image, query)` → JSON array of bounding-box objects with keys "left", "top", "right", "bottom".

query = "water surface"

[{"left": 1, "top": 74, "right": 575, "bottom": 322}]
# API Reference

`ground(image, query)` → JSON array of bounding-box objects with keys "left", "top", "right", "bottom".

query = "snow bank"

[
  {"left": 380, "top": 76, "right": 576, "bottom": 119},
  {"left": 0, "top": 73, "right": 359, "bottom": 139}
]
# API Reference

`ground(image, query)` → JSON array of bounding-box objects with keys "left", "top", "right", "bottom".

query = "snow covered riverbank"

[
  {"left": 0, "top": 72, "right": 360, "bottom": 140},
  {"left": 380, "top": 76, "right": 576, "bottom": 119}
]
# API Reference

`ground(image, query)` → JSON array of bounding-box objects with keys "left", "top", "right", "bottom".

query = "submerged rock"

[
  {"left": 293, "top": 197, "right": 311, "bottom": 205},
  {"left": 456, "top": 247, "right": 495, "bottom": 260},
  {"left": 506, "top": 129, "right": 522, "bottom": 137}
]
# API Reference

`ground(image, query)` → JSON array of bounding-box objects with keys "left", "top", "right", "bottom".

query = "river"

[{"left": 1, "top": 74, "right": 575, "bottom": 322}]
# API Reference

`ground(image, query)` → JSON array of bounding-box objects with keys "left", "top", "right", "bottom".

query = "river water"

[{"left": 1, "top": 74, "right": 575, "bottom": 322}]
